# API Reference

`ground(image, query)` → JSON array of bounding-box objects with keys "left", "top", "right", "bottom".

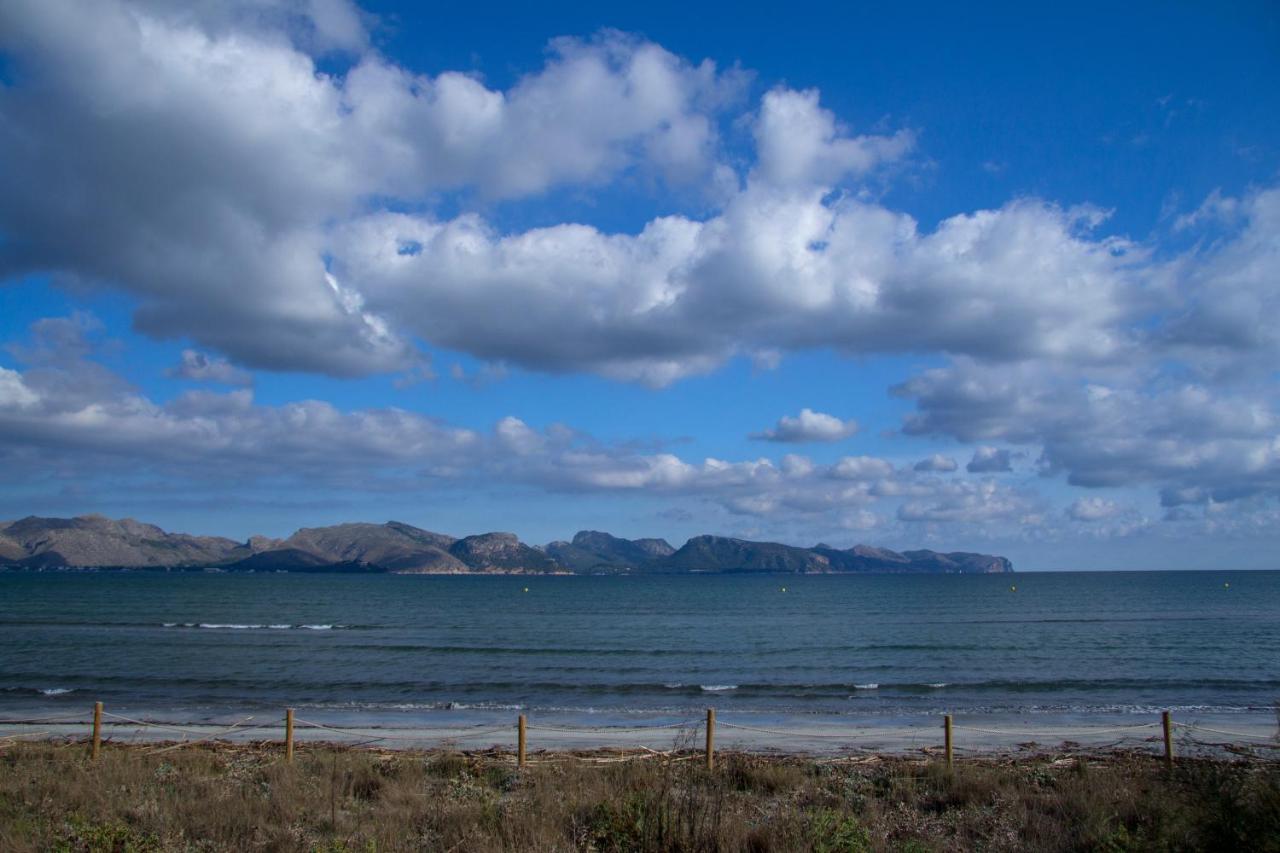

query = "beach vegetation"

[{"left": 0, "top": 743, "right": 1275, "bottom": 852}]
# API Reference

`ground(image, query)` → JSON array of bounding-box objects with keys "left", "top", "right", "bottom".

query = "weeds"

[{"left": 0, "top": 742, "right": 1275, "bottom": 851}]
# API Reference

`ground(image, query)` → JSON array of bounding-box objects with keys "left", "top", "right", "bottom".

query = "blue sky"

[{"left": 0, "top": 0, "right": 1277, "bottom": 569}]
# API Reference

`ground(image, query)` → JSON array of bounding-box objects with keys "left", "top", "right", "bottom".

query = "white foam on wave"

[
  {"left": 163, "top": 622, "right": 347, "bottom": 630},
  {"left": 700, "top": 684, "right": 738, "bottom": 692},
  {"left": 853, "top": 683, "right": 879, "bottom": 690},
  {"left": 928, "top": 682, "right": 948, "bottom": 689},
  {"left": 40, "top": 687, "right": 74, "bottom": 695}
]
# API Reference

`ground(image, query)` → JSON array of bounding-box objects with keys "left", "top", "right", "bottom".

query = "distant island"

[{"left": 0, "top": 515, "right": 1013, "bottom": 574}]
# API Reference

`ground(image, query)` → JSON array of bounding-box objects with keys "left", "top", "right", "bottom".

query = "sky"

[{"left": 0, "top": 0, "right": 1278, "bottom": 570}]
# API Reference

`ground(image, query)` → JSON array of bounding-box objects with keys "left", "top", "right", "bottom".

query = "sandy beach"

[{"left": 4, "top": 709, "right": 1276, "bottom": 759}]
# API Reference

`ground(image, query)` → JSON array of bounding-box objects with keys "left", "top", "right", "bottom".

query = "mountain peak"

[{"left": 548, "top": 531, "right": 676, "bottom": 572}]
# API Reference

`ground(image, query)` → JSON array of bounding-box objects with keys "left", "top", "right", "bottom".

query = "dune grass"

[{"left": 1, "top": 741, "right": 1277, "bottom": 851}]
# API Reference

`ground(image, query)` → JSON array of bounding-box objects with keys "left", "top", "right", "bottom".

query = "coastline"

[{"left": 5, "top": 709, "right": 1276, "bottom": 758}]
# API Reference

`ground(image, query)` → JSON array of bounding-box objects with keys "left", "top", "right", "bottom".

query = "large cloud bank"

[{"left": 1, "top": 0, "right": 1277, "bottom": 537}]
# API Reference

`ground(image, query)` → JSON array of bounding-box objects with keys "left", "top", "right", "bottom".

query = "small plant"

[
  {"left": 807, "top": 807, "right": 871, "bottom": 853},
  {"left": 55, "top": 816, "right": 161, "bottom": 853},
  {"left": 426, "top": 750, "right": 468, "bottom": 779}
]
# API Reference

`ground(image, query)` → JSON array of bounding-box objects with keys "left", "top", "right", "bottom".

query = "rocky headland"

[{"left": 0, "top": 515, "right": 1013, "bottom": 574}]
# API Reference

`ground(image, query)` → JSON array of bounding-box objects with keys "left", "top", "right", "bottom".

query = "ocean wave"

[
  {"left": 336, "top": 643, "right": 700, "bottom": 656},
  {"left": 288, "top": 698, "right": 1275, "bottom": 718},
  {"left": 0, "top": 619, "right": 362, "bottom": 631},
  {"left": 7, "top": 682, "right": 1268, "bottom": 718},
  {"left": 161, "top": 623, "right": 350, "bottom": 630},
  {"left": 303, "top": 700, "right": 530, "bottom": 712},
  {"left": 40, "top": 687, "right": 74, "bottom": 695},
  {"left": 329, "top": 642, "right": 1021, "bottom": 657},
  {"left": 7, "top": 673, "right": 1277, "bottom": 697}
]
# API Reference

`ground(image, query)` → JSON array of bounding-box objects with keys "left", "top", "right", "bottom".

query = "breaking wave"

[{"left": 161, "top": 623, "right": 348, "bottom": 630}]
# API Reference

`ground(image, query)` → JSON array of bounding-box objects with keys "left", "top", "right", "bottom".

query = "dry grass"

[{"left": 0, "top": 741, "right": 1277, "bottom": 851}]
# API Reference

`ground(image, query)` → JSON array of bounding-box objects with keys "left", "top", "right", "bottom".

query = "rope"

[
  {"left": 525, "top": 721, "right": 695, "bottom": 734},
  {"left": 144, "top": 719, "right": 270, "bottom": 754},
  {"left": 101, "top": 712, "right": 223, "bottom": 736},
  {"left": 0, "top": 714, "right": 91, "bottom": 725},
  {"left": 951, "top": 723, "right": 1160, "bottom": 737},
  {"left": 297, "top": 720, "right": 512, "bottom": 741},
  {"left": 1176, "top": 723, "right": 1280, "bottom": 743},
  {"left": 1180, "top": 736, "right": 1280, "bottom": 753},
  {"left": 292, "top": 718, "right": 511, "bottom": 742},
  {"left": 132, "top": 715, "right": 255, "bottom": 742},
  {"left": 716, "top": 721, "right": 883, "bottom": 739}
]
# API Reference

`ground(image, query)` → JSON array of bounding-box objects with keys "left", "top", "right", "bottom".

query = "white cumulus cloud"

[{"left": 751, "top": 408, "right": 858, "bottom": 443}]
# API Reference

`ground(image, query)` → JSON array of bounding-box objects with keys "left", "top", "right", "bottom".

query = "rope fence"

[
  {"left": 102, "top": 711, "right": 237, "bottom": 737},
  {"left": 292, "top": 718, "right": 514, "bottom": 744},
  {"left": 144, "top": 719, "right": 274, "bottom": 755},
  {"left": 717, "top": 720, "right": 880, "bottom": 739},
  {"left": 2, "top": 702, "right": 1276, "bottom": 768},
  {"left": 0, "top": 713, "right": 93, "bottom": 726},
  {"left": 951, "top": 722, "right": 1160, "bottom": 737},
  {"left": 1174, "top": 722, "right": 1280, "bottom": 743},
  {"left": 525, "top": 720, "right": 695, "bottom": 733}
]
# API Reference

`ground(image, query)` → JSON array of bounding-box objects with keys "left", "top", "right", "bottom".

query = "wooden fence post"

[
  {"left": 285, "top": 708, "right": 295, "bottom": 763},
  {"left": 1162, "top": 711, "right": 1174, "bottom": 768},
  {"left": 517, "top": 714, "right": 527, "bottom": 769},
  {"left": 705, "top": 708, "right": 715, "bottom": 771},
  {"left": 944, "top": 714, "right": 953, "bottom": 769},
  {"left": 89, "top": 701, "right": 103, "bottom": 760}
]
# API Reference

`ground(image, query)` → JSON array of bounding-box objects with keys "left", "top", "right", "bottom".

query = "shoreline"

[
  {"left": 5, "top": 710, "right": 1276, "bottom": 758},
  {"left": 3, "top": 735, "right": 1275, "bottom": 763}
]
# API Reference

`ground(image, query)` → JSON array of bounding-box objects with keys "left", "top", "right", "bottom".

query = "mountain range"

[{"left": 0, "top": 515, "right": 1013, "bottom": 574}]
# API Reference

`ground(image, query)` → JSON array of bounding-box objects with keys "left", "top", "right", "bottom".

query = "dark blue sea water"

[{"left": 2, "top": 571, "right": 1277, "bottom": 726}]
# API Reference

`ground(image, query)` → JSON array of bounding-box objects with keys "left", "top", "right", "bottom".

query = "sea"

[{"left": 2, "top": 570, "right": 1278, "bottom": 732}]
